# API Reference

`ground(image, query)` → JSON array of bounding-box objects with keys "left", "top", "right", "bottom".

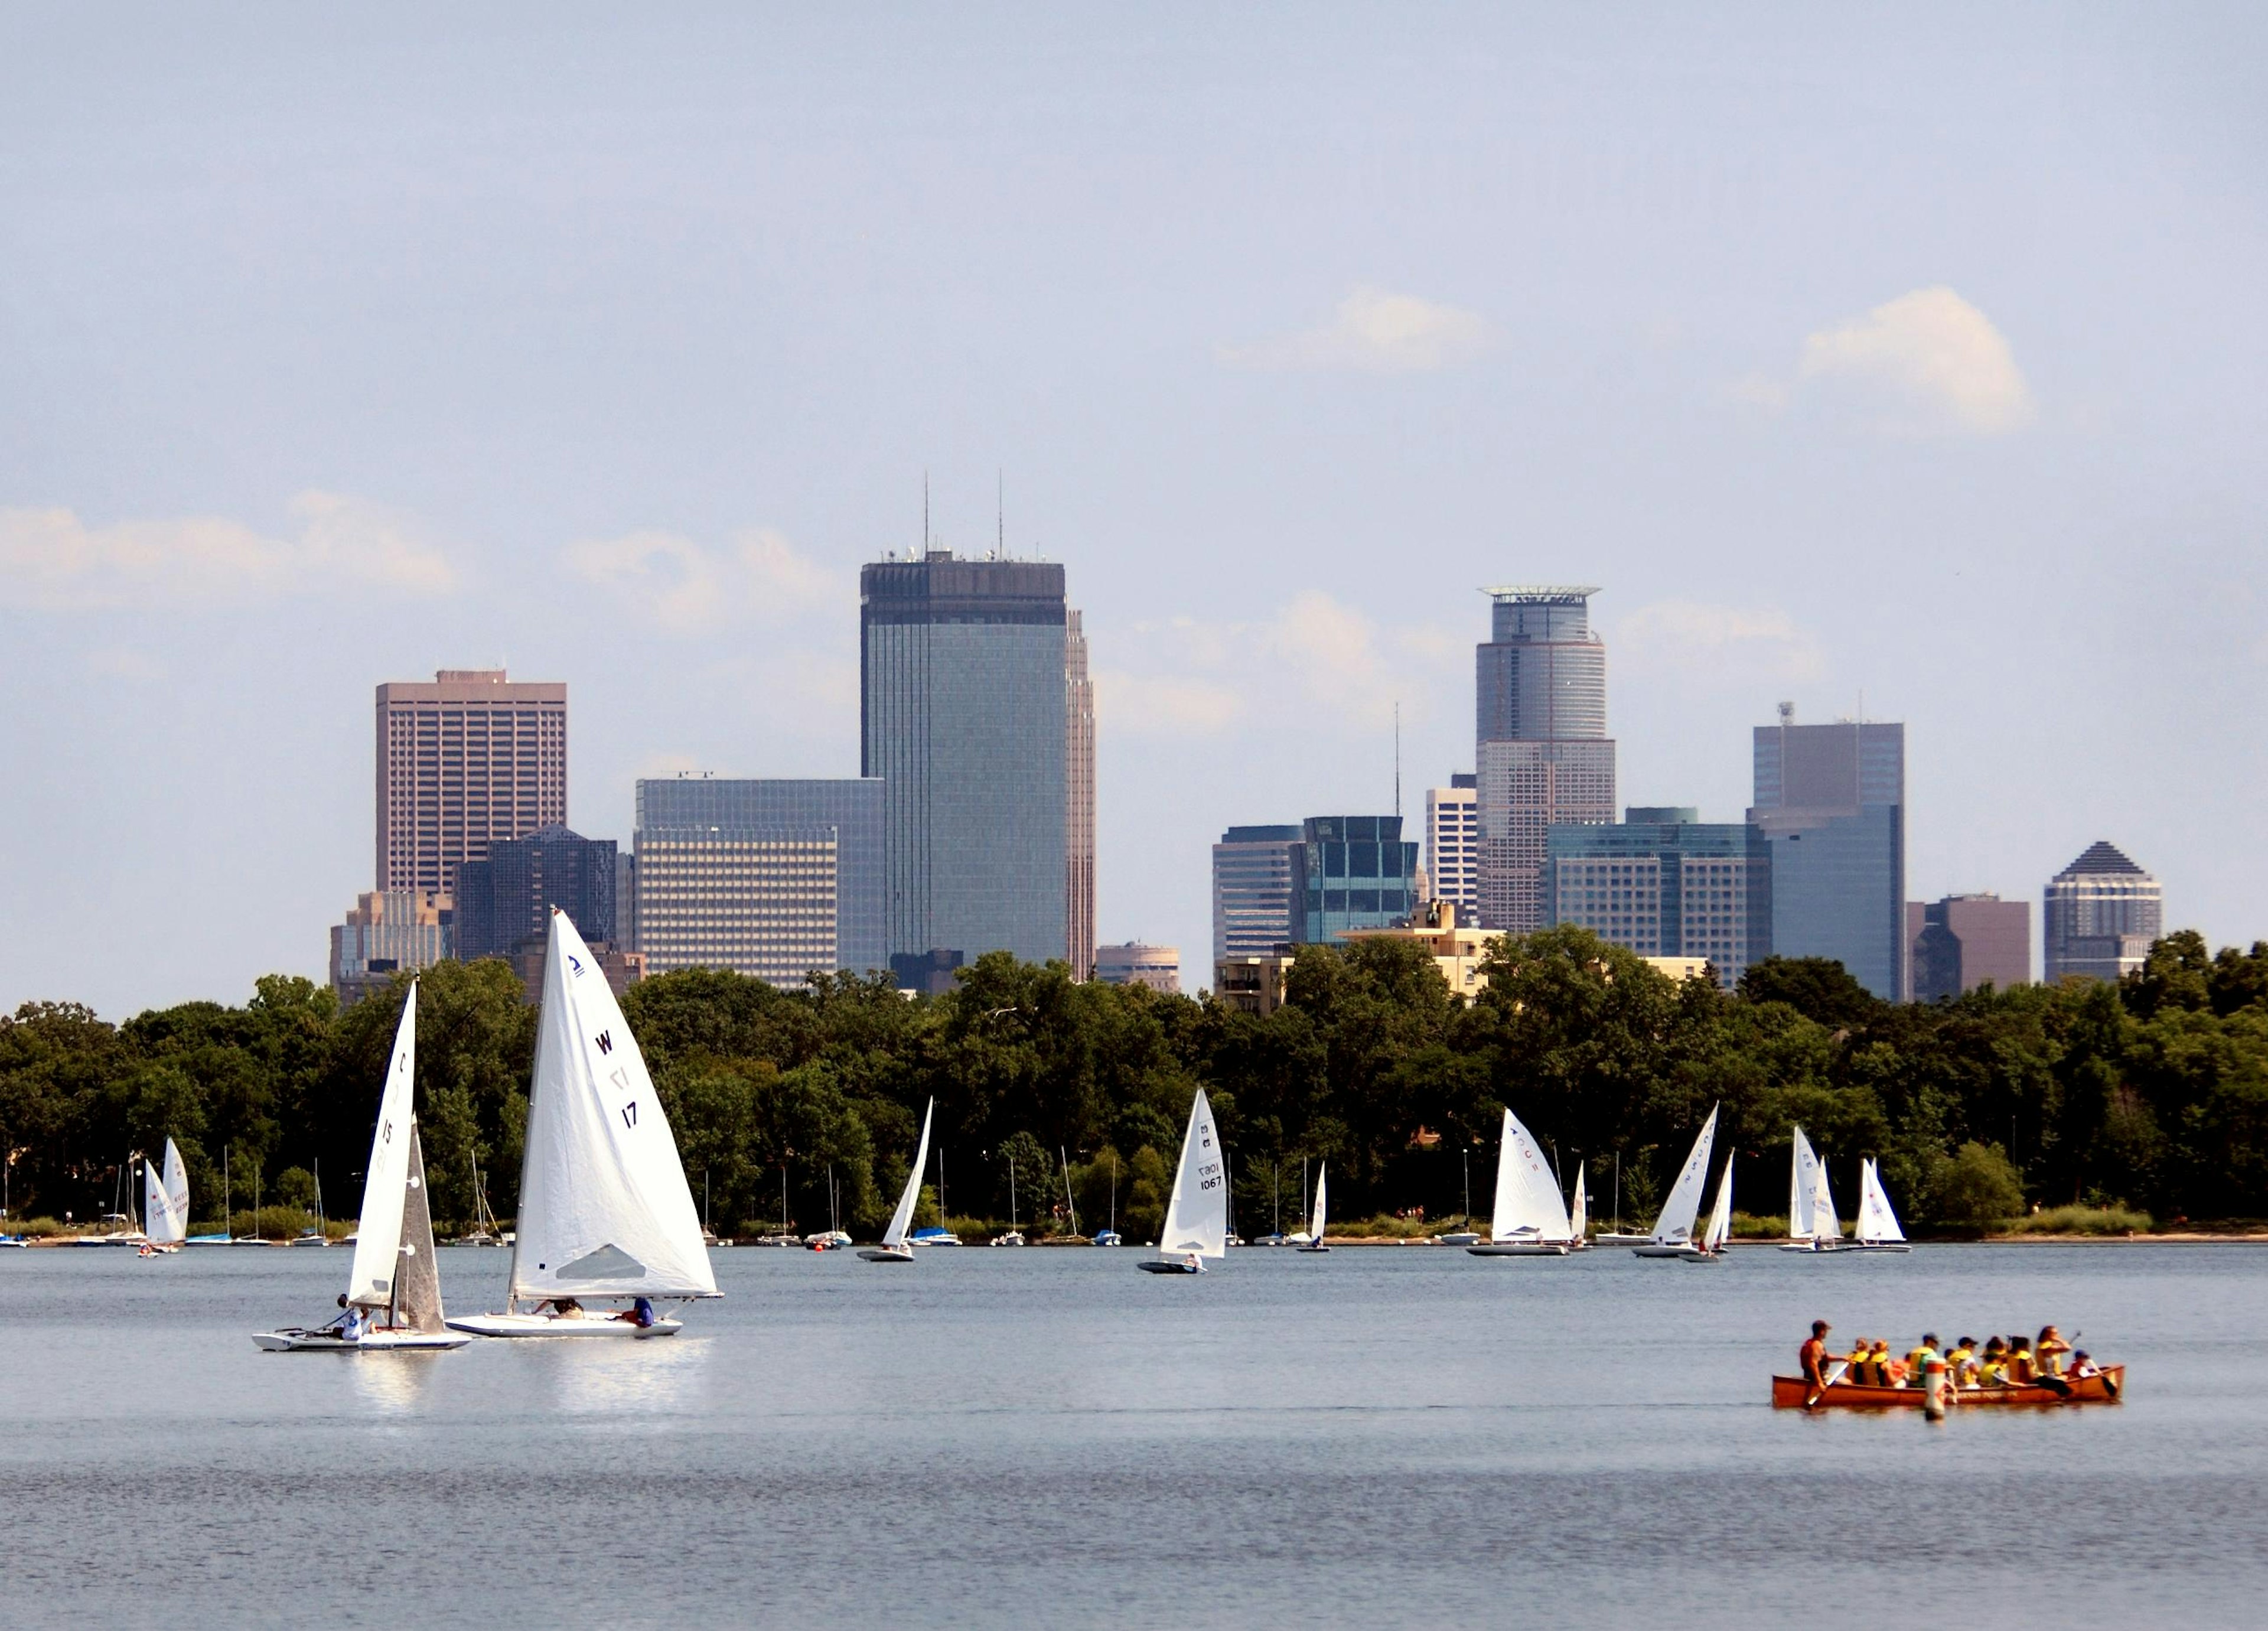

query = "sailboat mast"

[{"left": 1061, "top": 1146, "right": 1077, "bottom": 1236}]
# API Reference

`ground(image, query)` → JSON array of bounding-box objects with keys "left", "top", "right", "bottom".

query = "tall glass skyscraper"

[
  {"left": 1544, "top": 808, "right": 1771, "bottom": 985},
  {"left": 1213, "top": 824, "right": 1301, "bottom": 961},
  {"left": 1292, "top": 816, "right": 1421, "bottom": 945},
  {"left": 454, "top": 825, "right": 617, "bottom": 959},
  {"left": 1748, "top": 711, "right": 1906, "bottom": 1000},
  {"left": 862, "top": 554, "right": 1070, "bottom": 969},
  {"left": 1474, "top": 587, "right": 1616, "bottom": 932}
]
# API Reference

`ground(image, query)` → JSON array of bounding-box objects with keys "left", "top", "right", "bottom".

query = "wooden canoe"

[{"left": 1771, "top": 1366, "right": 2124, "bottom": 1409}]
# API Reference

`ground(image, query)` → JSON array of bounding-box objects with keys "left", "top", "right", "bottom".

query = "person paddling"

[{"left": 1800, "top": 1320, "right": 1836, "bottom": 1409}]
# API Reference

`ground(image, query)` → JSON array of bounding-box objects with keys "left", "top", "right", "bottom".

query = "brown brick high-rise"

[{"left": 376, "top": 669, "right": 567, "bottom": 898}]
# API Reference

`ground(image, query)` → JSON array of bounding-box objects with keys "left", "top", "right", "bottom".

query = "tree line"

[{"left": 5, "top": 926, "right": 2267, "bottom": 1239}]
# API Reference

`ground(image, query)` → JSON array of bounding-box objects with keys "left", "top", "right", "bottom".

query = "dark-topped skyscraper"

[
  {"left": 862, "top": 551, "right": 1074, "bottom": 971},
  {"left": 2044, "top": 841, "right": 2162, "bottom": 983},
  {"left": 1474, "top": 587, "right": 1616, "bottom": 932},
  {"left": 453, "top": 824, "right": 616, "bottom": 961},
  {"left": 1748, "top": 707, "right": 1906, "bottom": 1001}
]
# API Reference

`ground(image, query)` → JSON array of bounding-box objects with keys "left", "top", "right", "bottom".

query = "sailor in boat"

[
  {"left": 338, "top": 1296, "right": 367, "bottom": 1343},
  {"left": 618, "top": 1297, "right": 657, "bottom": 1329},
  {"left": 1800, "top": 1320, "right": 1836, "bottom": 1408}
]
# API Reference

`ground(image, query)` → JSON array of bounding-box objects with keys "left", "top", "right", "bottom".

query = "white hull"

[
  {"left": 253, "top": 1327, "right": 470, "bottom": 1352},
  {"left": 1779, "top": 1239, "right": 1911, "bottom": 1253},
  {"left": 444, "top": 1311, "right": 683, "bottom": 1339},
  {"left": 1630, "top": 1242, "right": 1692, "bottom": 1258},
  {"left": 1433, "top": 1232, "right": 1480, "bottom": 1246},
  {"left": 857, "top": 1245, "right": 915, "bottom": 1263},
  {"left": 1594, "top": 1232, "right": 1653, "bottom": 1247},
  {"left": 1676, "top": 1248, "right": 1729, "bottom": 1262},
  {"left": 1467, "top": 1241, "right": 1570, "bottom": 1256}
]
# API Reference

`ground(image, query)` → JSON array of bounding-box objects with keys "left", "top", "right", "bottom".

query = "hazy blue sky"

[{"left": 4, "top": 5, "right": 2264, "bottom": 1018}]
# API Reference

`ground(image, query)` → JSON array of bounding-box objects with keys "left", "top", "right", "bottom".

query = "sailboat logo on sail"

[{"left": 569, "top": 954, "right": 585, "bottom": 976}]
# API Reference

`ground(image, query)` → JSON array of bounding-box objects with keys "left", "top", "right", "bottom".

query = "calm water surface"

[{"left": 1, "top": 1242, "right": 2261, "bottom": 1627}]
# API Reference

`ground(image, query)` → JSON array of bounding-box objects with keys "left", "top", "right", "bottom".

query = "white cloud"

[
  {"left": 1741, "top": 286, "right": 2034, "bottom": 436},
  {"left": 0, "top": 491, "right": 457, "bottom": 609},
  {"left": 1099, "top": 593, "right": 1464, "bottom": 740},
  {"left": 1220, "top": 285, "right": 1495, "bottom": 373},
  {"left": 563, "top": 525, "right": 832, "bottom": 633},
  {"left": 1613, "top": 600, "right": 1825, "bottom": 685}
]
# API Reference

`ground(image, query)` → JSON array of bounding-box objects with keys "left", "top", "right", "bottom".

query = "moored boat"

[{"left": 1771, "top": 1368, "right": 2123, "bottom": 1409}]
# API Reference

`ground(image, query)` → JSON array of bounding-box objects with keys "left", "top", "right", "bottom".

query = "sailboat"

[
  {"left": 1566, "top": 1162, "right": 1591, "bottom": 1250},
  {"left": 1295, "top": 1162, "right": 1330, "bottom": 1253},
  {"left": 859, "top": 1098, "right": 934, "bottom": 1262},
  {"left": 1631, "top": 1105, "right": 1720, "bottom": 1258},
  {"left": 448, "top": 911, "right": 719, "bottom": 1336},
  {"left": 1779, "top": 1125, "right": 1847, "bottom": 1253},
  {"left": 1679, "top": 1155, "right": 1735, "bottom": 1261},
  {"left": 255, "top": 981, "right": 469, "bottom": 1351},
  {"left": 992, "top": 1152, "right": 1026, "bottom": 1246},
  {"left": 1468, "top": 1107, "right": 1575, "bottom": 1256},
  {"left": 1095, "top": 1151, "right": 1122, "bottom": 1246},
  {"left": 1850, "top": 1158, "right": 1912, "bottom": 1252},
  {"left": 1136, "top": 1088, "right": 1227, "bottom": 1274},
  {"left": 139, "top": 1139, "right": 190, "bottom": 1255}
]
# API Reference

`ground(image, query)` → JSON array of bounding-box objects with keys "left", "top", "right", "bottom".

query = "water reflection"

[
  {"left": 346, "top": 1349, "right": 445, "bottom": 1412},
  {"left": 537, "top": 1333, "right": 712, "bottom": 1422}
]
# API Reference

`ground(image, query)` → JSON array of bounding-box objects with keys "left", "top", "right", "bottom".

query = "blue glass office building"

[
  {"left": 1544, "top": 808, "right": 1770, "bottom": 984},
  {"left": 1292, "top": 816, "right": 1421, "bottom": 945},
  {"left": 633, "top": 777, "right": 885, "bottom": 978},
  {"left": 862, "top": 555, "right": 1069, "bottom": 968},
  {"left": 1748, "top": 717, "right": 1905, "bottom": 1000}
]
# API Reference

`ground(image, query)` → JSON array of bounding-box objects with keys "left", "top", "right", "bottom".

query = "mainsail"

[
  {"left": 1790, "top": 1125, "right": 1842, "bottom": 1242},
  {"left": 391, "top": 1127, "right": 447, "bottom": 1333},
  {"left": 144, "top": 1138, "right": 190, "bottom": 1245},
  {"left": 1568, "top": 1163, "right": 1588, "bottom": 1241},
  {"left": 1856, "top": 1158, "right": 1906, "bottom": 1245},
  {"left": 1308, "top": 1163, "right": 1328, "bottom": 1242},
  {"left": 510, "top": 911, "right": 718, "bottom": 1304},
  {"left": 347, "top": 982, "right": 421, "bottom": 1308},
  {"left": 1647, "top": 1105, "right": 1720, "bottom": 1245},
  {"left": 1700, "top": 1157, "right": 1735, "bottom": 1252},
  {"left": 1490, "top": 1106, "right": 1573, "bottom": 1243},
  {"left": 1158, "top": 1088, "right": 1228, "bottom": 1259},
  {"left": 884, "top": 1099, "right": 936, "bottom": 1248}
]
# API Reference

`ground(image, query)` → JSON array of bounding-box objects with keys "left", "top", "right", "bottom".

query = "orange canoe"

[{"left": 1771, "top": 1366, "right": 2124, "bottom": 1409}]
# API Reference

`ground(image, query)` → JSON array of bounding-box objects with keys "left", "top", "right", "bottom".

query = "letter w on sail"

[{"left": 595, "top": 1030, "right": 613, "bottom": 1055}]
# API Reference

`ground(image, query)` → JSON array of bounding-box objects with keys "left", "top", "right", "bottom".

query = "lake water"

[{"left": 1, "top": 1242, "right": 2260, "bottom": 1627}]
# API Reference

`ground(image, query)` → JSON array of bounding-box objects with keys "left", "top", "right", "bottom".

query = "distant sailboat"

[
  {"left": 1295, "top": 1163, "right": 1330, "bottom": 1252},
  {"left": 990, "top": 1150, "right": 1025, "bottom": 1246},
  {"left": 859, "top": 1098, "right": 933, "bottom": 1262},
  {"left": 1469, "top": 1106, "right": 1575, "bottom": 1256},
  {"left": 1779, "top": 1126, "right": 1847, "bottom": 1252},
  {"left": 1137, "top": 1088, "right": 1227, "bottom": 1274},
  {"left": 1850, "top": 1158, "right": 1912, "bottom": 1252},
  {"left": 255, "top": 980, "right": 469, "bottom": 1351},
  {"left": 1680, "top": 1155, "right": 1735, "bottom": 1261},
  {"left": 448, "top": 912, "right": 719, "bottom": 1337},
  {"left": 140, "top": 1139, "right": 189, "bottom": 1254},
  {"left": 1566, "top": 1162, "right": 1591, "bottom": 1250},
  {"left": 1631, "top": 1105, "right": 1720, "bottom": 1258}
]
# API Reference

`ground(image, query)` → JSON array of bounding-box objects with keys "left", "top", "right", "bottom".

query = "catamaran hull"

[
  {"left": 1467, "top": 1242, "right": 1570, "bottom": 1256},
  {"left": 253, "top": 1329, "right": 470, "bottom": 1352},
  {"left": 1771, "top": 1368, "right": 2122, "bottom": 1408},
  {"left": 444, "top": 1313, "right": 684, "bottom": 1339}
]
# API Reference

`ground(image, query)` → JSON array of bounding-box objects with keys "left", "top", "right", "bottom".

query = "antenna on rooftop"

[
  {"left": 923, "top": 471, "right": 931, "bottom": 552},
  {"left": 997, "top": 468, "right": 1005, "bottom": 559},
  {"left": 1394, "top": 701, "right": 1402, "bottom": 823}
]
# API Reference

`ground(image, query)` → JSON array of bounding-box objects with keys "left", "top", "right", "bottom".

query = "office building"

[
  {"left": 329, "top": 890, "right": 449, "bottom": 1008},
  {"left": 1545, "top": 808, "right": 1771, "bottom": 985},
  {"left": 614, "top": 852, "right": 638, "bottom": 953},
  {"left": 2045, "top": 842, "right": 2163, "bottom": 984},
  {"left": 1213, "top": 824, "right": 1300, "bottom": 962},
  {"left": 1748, "top": 709, "right": 1906, "bottom": 1001},
  {"left": 1066, "top": 608, "right": 1096, "bottom": 981},
  {"left": 633, "top": 777, "right": 884, "bottom": 983},
  {"left": 1292, "top": 816, "right": 1421, "bottom": 945},
  {"left": 1096, "top": 942, "right": 1180, "bottom": 994},
  {"left": 1474, "top": 588, "right": 1615, "bottom": 932},
  {"left": 1213, "top": 952, "right": 1295, "bottom": 1016},
  {"left": 454, "top": 825, "right": 617, "bottom": 962},
  {"left": 1344, "top": 898, "right": 1494, "bottom": 1003},
  {"left": 1425, "top": 776, "right": 1480, "bottom": 921},
  {"left": 862, "top": 553, "right": 1070, "bottom": 968},
  {"left": 376, "top": 669, "right": 566, "bottom": 898},
  {"left": 1909, "top": 894, "right": 2031, "bottom": 1001}
]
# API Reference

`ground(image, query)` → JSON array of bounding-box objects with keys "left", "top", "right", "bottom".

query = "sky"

[{"left": 3, "top": 5, "right": 2264, "bottom": 1020}]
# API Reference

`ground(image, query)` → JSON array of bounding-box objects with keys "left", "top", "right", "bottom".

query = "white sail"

[
  {"left": 884, "top": 1099, "right": 935, "bottom": 1248},
  {"left": 348, "top": 982, "right": 421, "bottom": 1308},
  {"left": 1568, "top": 1163, "right": 1588, "bottom": 1240},
  {"left": 1490, "top": 1107, "right": 1573, "bottom": 1243},
  {"left": 1810, "top": 1144, "right": 1843, "bottom": 1242},
  {"left": 1701, "top": 1157, "right": 1735, "bottom": 1251},
  {"left": 1646, "top": 1105, "right": 1719, "bottom": 1245},
  {"left": 1308, "top": 1163, "right": 1328, "bottom": 1242},
  {"left": 142, "top": 1138, "right": 190, "bottom": 1244},
  {"left": 1157, "top": 1088, "right": 1228, "bottom": 1259},
  {"left": 1790, "top": 1125, "right": 1840, "bottom": 1241},
  {"left": 511, "top": 912, "right": 718, "bottom": 1303},
  {"left": 1857, "top": 1158, "right": 1906, "bottom": 1243}
]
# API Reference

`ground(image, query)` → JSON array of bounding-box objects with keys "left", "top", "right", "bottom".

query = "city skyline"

[{"left": 5, "top": 9, "right": 2263, "bottom": 1017}]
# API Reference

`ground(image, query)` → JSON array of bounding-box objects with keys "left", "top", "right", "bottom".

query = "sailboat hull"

[
  {"left": 1778, "top": 1239, "right": 1911, "bottom": 1253},
  {"left": 1676, "top": 1248, "right": 1729, "bottom": 1262},
  {"left": 1467, "top": 1242, "right": 1570, "bottom": 1256},
  {"left": 444, "top": 1312, "right": 683, "bottom": 1339},
  {"left": 1630, "top": 1242, "right": 1692, "bottom": 1258},
  {"left": 1295, "top": 1244, "right": 1331, "bottom": 1253},
  {"left": 1594, "top": 1232, "right": 1653, "bottom": 1247},
  {"left": 856, "top": 1246, "right": 915, "bottom": 1262},
  {"left": 1136, "top": 1258, "right": 1204, "bottom": 1274},
  {"left": 253, "top": 1328, "right": 471, "bottom": 1352}
]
